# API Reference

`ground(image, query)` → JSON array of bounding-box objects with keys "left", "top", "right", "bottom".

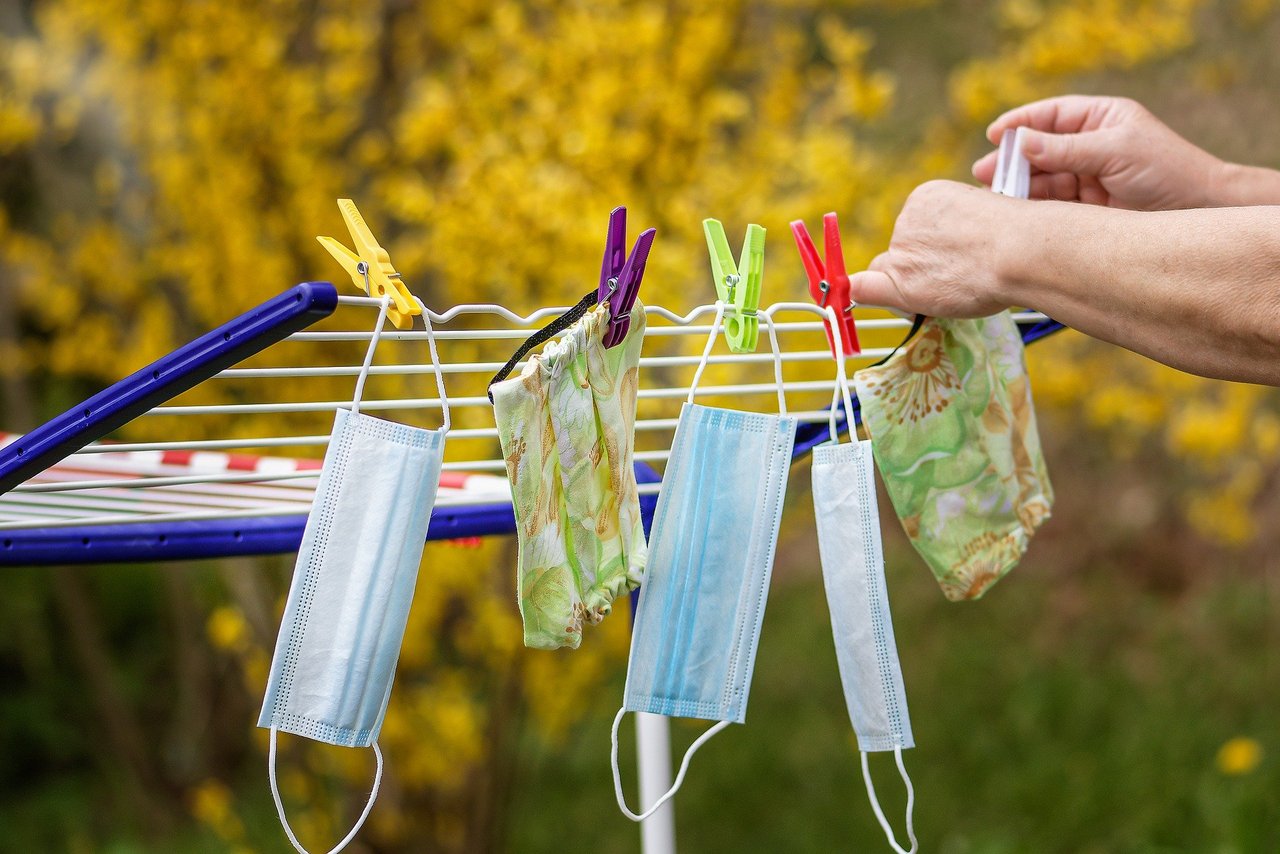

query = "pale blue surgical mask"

[
  {"left": 813, "top": 331, "right": 917, "bottom": 854},
  {"left": 611, "top": 303, "right": 797, "bottom": 822},
  {"left": 258, "top": 298, "right": 451, "bottom": 854}
]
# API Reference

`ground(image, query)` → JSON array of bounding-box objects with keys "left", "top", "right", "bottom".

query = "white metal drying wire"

[{"left": 0, "top": 292, "right": 1049, "bottom": 530}]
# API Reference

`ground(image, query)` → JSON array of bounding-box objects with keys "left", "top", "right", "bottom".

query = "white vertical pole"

[{"left": 636, "top": 711, "right": 677, "bottom": 854}]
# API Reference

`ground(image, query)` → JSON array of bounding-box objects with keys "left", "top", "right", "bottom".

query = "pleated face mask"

[
  {"left": 491, "top": 299, "right": 647, "bottom": 650},
  {"left": 611, "top": 303, "right": 797, "bottom": 822},
  {"left": 813, "top": 331, "right": 918, "bottom": 854},
  {"left": 258, "top": 298, "right": 450, "bottom": 854},
  {"left": 854, "top": 313, "right": 1052, "bottom": 601}
]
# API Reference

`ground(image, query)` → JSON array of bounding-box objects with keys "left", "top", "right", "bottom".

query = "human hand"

[
  {"left": 847, "top": 180, "right": 1017, "bottom": 318},
  {"left": 972, "top": 95, "right": 1225, "bottom": 210}
]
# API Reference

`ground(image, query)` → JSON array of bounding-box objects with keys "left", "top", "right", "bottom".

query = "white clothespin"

[{"left": 992, "top": 127, "right": 1031, "bottom": 200}]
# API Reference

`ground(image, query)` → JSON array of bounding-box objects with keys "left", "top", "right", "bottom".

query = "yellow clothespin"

[
  {"left": 317, "top": 199, "right": 421, "bottom": 329},
  {"left": 703, "top": 218, "right": 765, "bottom": 352}
]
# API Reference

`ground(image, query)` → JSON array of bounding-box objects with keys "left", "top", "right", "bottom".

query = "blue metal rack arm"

[
  {"left": 628, "top": 461, "right": 663, "bottom": 618},
  {"left": 0, "top": 282, "right": 339, "bottom": 495},
  {"left": 0, "top": 516, "right": 313, "bottom": 566},
  {"left": 0, "top": 461, "right": 662, "bottom": 567}
]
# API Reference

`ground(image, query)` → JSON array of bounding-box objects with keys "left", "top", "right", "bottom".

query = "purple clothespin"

[{"left": 598, "top": 206, "right": 656, "bottom": 348}]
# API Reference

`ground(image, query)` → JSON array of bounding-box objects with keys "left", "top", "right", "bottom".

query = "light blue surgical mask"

[
  {"left": 611, "top": 303, "right": 797, "bottom": 822},
  {"left": 258, "top": 298, "right": 450, "bottom": 854},
  {"left": 813, "top": 335, "right": 918, "bottom": 854}
]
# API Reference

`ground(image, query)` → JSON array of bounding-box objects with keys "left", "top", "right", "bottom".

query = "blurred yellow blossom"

[
  {"left": 189, "top": 779, "right": 245, "bottom": 841},
  {"left": 949, "top": 0, "right": 1202, "bottom": 121},
  {"left": 1168, "top": 401, "right": 1243, "bottom": 463},
  {"left": 1237, "top": 0, "right": 1277, "bottom": 22},
  {"left": 1216, "top": 736, "right": 1263, "bottom": 775},
  {"left": 1000, "top": 0, "right": 1048, "bottom": 29},
  {"left": 1186, "top": 489, "right": 1254, "bottom": 545}
]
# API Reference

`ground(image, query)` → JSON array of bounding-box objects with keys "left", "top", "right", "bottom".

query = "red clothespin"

[
  {"left": 598, "top": 206, "right": 656, "bottom": 348},
  {"left": 790, "top": 212, "right": 860, "bottom": 356}
]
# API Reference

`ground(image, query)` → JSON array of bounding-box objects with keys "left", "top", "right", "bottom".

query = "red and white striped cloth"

[{"left": 0, "top": 433, "right": 510, "bottom": 531}]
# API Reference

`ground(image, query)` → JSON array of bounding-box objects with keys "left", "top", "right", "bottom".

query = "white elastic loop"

[
  {"left": 268, "top": 726, "right": 384, "bottom": 854},
  {"left": 418, "top": 303, "right": 451, "bottom": 433},
  {"left": 610, "top": 708, "right": 731, "bottom": 823},
  {"left": 349, "top": 296, "right": 391, "bottom": 414},
  {"left": 860, "top": 747, "right": 918, "bottom": 854},
  {"left": 823, "top": 305, "right": 855, "bottom": 442},
  {"left": 759, "top": 311, "right": 787, "bottom": 415},
  {"left": 686, "top": 301, "right": 728, "bottom": 405}
]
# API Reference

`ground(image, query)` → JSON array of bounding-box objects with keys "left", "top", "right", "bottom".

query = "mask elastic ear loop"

[
  {"left": 823, "top": 306, "right": 855, "bottom": 443},
  {"left": 860, "top": 746, "right": 918, "bottom": 854},
  {"left": 350, "top": 296, "right": 392, "bottom": 415},
  {"left": 610, "top": 708, "right": 732, "bottom": 823},
  {"left": 760, "top": 310, "right": 787, "bottom": 415},
  {"left": 268, "top": 726, "right": 384, "bottom": 854},
  {"left": 416, "top": 299, "right": 451, "bottom": 434},
  {"left": 686, "top": 301, "right": 728, "bottom": 405}
]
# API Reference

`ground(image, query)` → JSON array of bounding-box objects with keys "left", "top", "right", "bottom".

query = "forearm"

[
  {"left": 1000, "top": 202, "right": 1280, "bottom": 385},
  {"left": 1212, "top": 162, "right": 1280, "bottom": 207}
]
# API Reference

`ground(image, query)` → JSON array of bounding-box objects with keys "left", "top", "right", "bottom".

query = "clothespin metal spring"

[{"left": 703, "top": 218, "right": 765, "bottom": 353}]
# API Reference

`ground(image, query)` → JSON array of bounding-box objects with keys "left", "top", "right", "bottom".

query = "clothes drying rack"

[{"left": 0, "top": 281, "right": 1060, "bottom": 854}]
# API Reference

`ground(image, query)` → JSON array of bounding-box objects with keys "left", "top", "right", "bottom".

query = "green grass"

[
  {"left": 0, "top": 481, "right": 1274, "bottom": 853},
  {"left": 507, "top": 515, "right": 1279, "bottom": 853}
]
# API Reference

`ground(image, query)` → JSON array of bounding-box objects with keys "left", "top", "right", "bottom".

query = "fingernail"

[{"left": 1020, "top": 131, "right": 1044, "bottom": 157}]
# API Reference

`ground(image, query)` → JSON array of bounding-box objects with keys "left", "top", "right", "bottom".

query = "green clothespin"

[{"left": 703, "top": 218, "right": 766, "bottom": 353}]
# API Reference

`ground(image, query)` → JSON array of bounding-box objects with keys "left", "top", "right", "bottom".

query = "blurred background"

[{"left": 0, "top": 0, "right": 1277, "bottom": 851}]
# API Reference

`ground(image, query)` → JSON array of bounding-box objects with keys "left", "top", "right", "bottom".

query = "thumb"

[
  {"left": 848, "top": 269, "right": 907, "bottom": 313},
  {"left": 1020, "top": 128, "right": 1113, "bottom": 177}
]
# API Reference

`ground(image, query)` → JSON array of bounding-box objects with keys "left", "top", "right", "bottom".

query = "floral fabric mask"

[
  {"left": 854, "top": 312, "right": 1052, "bottom": 601},
  {"left": 492, "top": 303, "right": 646, "bottom": 649}
]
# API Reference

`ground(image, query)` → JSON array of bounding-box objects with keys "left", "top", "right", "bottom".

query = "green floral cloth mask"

[
  {"left": 492, "top": 303, "right": 646, "bottom": 649},
  {"left": 854, "top": 312, "right": 1052, "bottom": 601}
]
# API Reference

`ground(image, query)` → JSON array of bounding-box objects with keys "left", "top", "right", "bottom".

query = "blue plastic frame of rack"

[
  {"left": 0, "top": 300, "right": 1061, "bottom": 566},
  {"left": 0, "top": 281, "right": 340, "bottom": 495},
  {"left": 0, "top": 464, "right": 664, "bottom": 566}
]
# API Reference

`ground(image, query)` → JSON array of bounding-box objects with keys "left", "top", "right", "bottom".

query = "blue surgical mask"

[
  {"left": 611, "top": 303, "right": 797, "bottom": 822},
  {"left": 813, "top": 338, "right": 918, "bottom": 854},
  {"left": 258, "top": 299, "right": 450, "bottom": 854}
]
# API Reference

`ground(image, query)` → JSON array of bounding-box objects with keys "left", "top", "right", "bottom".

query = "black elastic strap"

[
  {"left": 867, "top": 313, "right": 926, "bottom": 369},
  {"left": 843, "top": 314, "right": 927, "bottom": 433},
  {"left": 488, "top": 287, "right": 600, "bottom": 402}
]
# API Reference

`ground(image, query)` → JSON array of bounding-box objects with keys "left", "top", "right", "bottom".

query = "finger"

[
  {"left": 972, "top": 150, "right": 999, "bottom": 185},
  {"left": 1029, "top": 172, "right": 1080, "bottom": 201},
  {"left": 986, "top": 95, "right": 1112, "bottom": 144},
  {"left": 1078, "top": 174, "right": 1110, "bottom": 207},
  {"left": 849, "top": 269, "right": 908, "bottom": 313},
  {"left": 1019, "top": 128, "right": 1116, "bottom": 179},
  {"left": 1049, "top": 172, "right": 1080, "bottom": 201},
  {"left": 867, "top": 251, "right": 892, "bottom": 272},
  {"left": 1028, "top": 173, "right": 1059, "bottom": 200}
]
